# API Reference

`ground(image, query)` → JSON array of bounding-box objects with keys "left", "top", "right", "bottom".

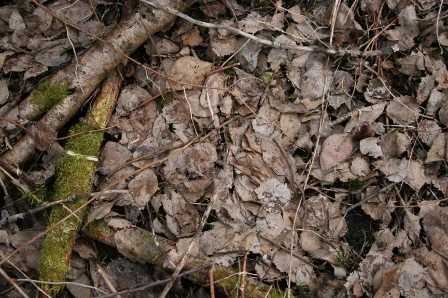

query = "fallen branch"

[
  {"left": 83, "top": 218, "right": 284, "bottom": 298},
  {"left": 38, "top": 70, "right": 121, "bottom": 296},
  {"left": 0, "top": 0, "right": 196, "bottom": 168},
  {"left": 142, "top": 0, "right": 387, "bottom": 57}
]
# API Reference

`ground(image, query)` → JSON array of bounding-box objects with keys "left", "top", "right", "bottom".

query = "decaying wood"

[
  {"left": 0, "top": 0, "right": 196, "bottom": 168},
  {"left": 38, "top": 70, "right": 121, "bottom": 296},
  {"left": 84, "top": 218, "right": 284, "bottom": 298}
]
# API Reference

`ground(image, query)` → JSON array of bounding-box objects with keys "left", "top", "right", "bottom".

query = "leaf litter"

[{"left": 1, "top": 0, "right": 448, "bottom": 297}]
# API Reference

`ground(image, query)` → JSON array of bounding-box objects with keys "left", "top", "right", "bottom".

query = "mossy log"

[
  {"left": 83, "top": 218, "right": 285, "bottom": 298},
  {"left": 38, "top": 71, "right": 121, "bottom": 296},
  {"left": 0, "top": 0, "right": 196, "bottom": 168}
]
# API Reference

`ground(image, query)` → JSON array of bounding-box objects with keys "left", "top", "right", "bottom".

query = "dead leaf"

[
  {"left": 361, "top": 188, "right": 395, "bottom": 225},
  {"left": 386, "top": 96, "right": 420, "bottom": 124},
  {"left": 381, "top": 131, "right": 410, "bottom": 158},
  {"left": 116, "top": 85, "right": 150, "bottom": 116},
  {"left": 301, "top": 60, "right": 333, "bottom": 100},
  {"left": 425, "top": 133, "right": 446, "bottom": 163},
  {"left": 128, "top": 168, "right": 159, "bottom": 209},
  {"left": 320, "top": 133, "right": 353, "bottom": 171},
  {"left": 181, "top": 26, "right": 202, "bottom": 47},
  {"left": 344, "top": 102, "right": 386, "bottom": 132},
  {"left": 360, "top": 137, "right": 384, "bottom": 158},
  {"left": 373, "top": 158, "right": 430, "bottom": 190},
  {"left": 167, "top": 56, "right": 213, "bottom": 90},
  {"left": 254, "top": 178, "right": 291, "bottom": 214},
  {"left": 417, "top": 120, "right": 440, "bottom": 146}
]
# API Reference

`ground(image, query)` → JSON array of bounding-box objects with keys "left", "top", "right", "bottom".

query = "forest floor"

[{"left": 1, "top": 0, "right": 448, "bottom": 297}]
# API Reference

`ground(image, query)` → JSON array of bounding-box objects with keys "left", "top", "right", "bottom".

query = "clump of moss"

[
  {"left": 348, "top": 178, "right": 364, "bottom": 193},
  {"left": 20, "top": 185, "right": 46, "bottom": 207},
  {"left": 40, "top": 122, "right": 104, "bottom": 294},
  {"left": 8, "top": 79, "right": 21, "bottom": 93},
  {"left": 161, "top": 93, "right": 175, "bottom": 105},
  {"left": 30, "top": 80, "right": 71, "bottom": 110}
]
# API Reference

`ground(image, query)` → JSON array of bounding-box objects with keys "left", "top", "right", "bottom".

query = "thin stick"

[
  {"left": 343, "top": 182, "right": 398, "bottom": 214},
  {"left": 159, "top": 190, "right": 219, "bottom": 298},
  {"left": 97, "top": 264, "right": 121, "bottom": 298},
  {"left": 240, "top": 253, "right": 247, "bottom": 298},
  {"left": 0, "top": 190, "right": 129, "bottom": 227},
  {"left": 141, "top": 0, "right": 386, "bottom": 57},
  {"left": 209, "top": 264, "right": 215, "bottom": 298},
  {"left": 95, "top": 264, "right": 213, "bottom": 298},
  {"left": 0, "top": 266, "right": 30, "bottom": 298}
]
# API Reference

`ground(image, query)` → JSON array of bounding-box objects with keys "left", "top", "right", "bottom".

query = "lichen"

[{"left": 30, "top": 80, "right": 71, "bottom": 110}]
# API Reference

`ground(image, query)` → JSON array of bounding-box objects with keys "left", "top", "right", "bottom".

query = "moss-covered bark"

[
  {"left": 83, "top": 219, "right": 285, "bottom": 298},
  {"left": 39, "top": 71, "right": 121, "bottom": 296}
]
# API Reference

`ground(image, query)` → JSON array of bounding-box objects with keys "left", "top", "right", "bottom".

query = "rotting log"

[
  {"left": 84, "top": 218, "right": 285, "bottom": 298},
  {"left": 38, "top": 71, "right": 121, "bottom": 296},
  {"left": 0, "top": 0, "right": 196, "bottom": 168}
]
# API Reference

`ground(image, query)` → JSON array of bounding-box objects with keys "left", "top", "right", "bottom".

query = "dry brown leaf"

[
  {"left": 426, "top": 89, "right": 446, "bottom": 116},
  {"left": 320, "top": 133, "right": 353, "bottom": 171},
  {"left": 417, "top": 120, "right": 440, "bottom": 146},
  {"left": 350, "top": 156, "right": 370, "bottom": 176},
  {"left": 254, "top": 178, "right": 291, "bottom": 213},
  {"left": 273, "top": 250, "right": 314, "bottom": 285},
  {"left": 422, "top": 207, "right": 448, "bottom": 259},
  {"left": 98, "top": 142, "right": 133, "bottom": 175},
  {"left": 361, "top": 188, "right": 395, "bottom": 225},
  {"left": 440, "top": 102, "right": 448, "bottom": 126},
  {"left": 364, "top": 79, "right": 390, "bottom": 103},
  {"left": 386, "top": 96, "right": 420, "bottom": 124},
  {"left": 360, "top": 137, "right": 384, "bottom": 158},
  {"left": 128, "top": 168, "right": 159, "bottom": 209},
  {"left": 345, "top": 102, "right": 386, "bottom": 132},
  {"left": 181, "top": 26, "right": 202, "bottom": 46},
  {"left": 345, "top": 250, "right": 394, "bottom": 296},
  {"left": 413, "top": 247, "right": 448, "bottom": 294},
  {"left": 374, "top": 158, "right": 430, "bottom": 190},
  {"left": 237, "top": 39, "right": 262, "bottom": 71},
  {"left": 166, "top": 56, "right": 213, "bottom": 90},
  {"left": 381, "top": 131, "right": 410, "bottom": 158},
  {"left": 145, "top": 36, "right": 180, "bottom": 55},
  {"left": 373, "top": 265, "right": 400, "bottom": 298},
  {"left": 116, "top": 85, "right": 150, "bottom": 116},
  {"left": 301, "top": 60, "right": 333, "bottom": 100},
  {"left": 425, "top": 133, "right": 446, "bottom": 163}
]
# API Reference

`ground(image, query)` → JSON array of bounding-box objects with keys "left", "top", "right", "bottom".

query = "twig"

[
  {"left": 209, "top": 264, "right": 215, "bottom": 298},
  {"left": 0, "top": 267, "right": 29, "bottom": 298},
  {"left": 206, "top": 62, "right": 240, "bottom": 76},
  {"left": 286, "top": 59, "right": 331, "bottom": 297},
  {"left": 97, "top": 264, "right": 121, "bottom": 298},
  {"left": 343, "top": 182, "right": 398, "bottom": 214},
  {"left": 141, "top": 0, "right": 387, "bottom": 57},
  {"left": 95, "top": 263, "right": 213, "bottom": 298},
  {"left": 240, "top": 253, "right": 247, "bottom": 298},
  {"left": 158, "top": 189, "right": 219, "bottom": 298},
  {"left": 0, "top": 190, "right": 129, "bottom": 226}
]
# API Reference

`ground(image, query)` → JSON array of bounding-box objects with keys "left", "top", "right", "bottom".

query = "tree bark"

[{"left": 0, "top": 0, "right": 196, "bottom": 168}]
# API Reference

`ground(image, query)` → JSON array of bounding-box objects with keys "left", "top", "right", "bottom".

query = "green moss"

[
  {"left": 212, "top": 267, "right": 285, "bottom": 298},
  {"left": 51, "top": 123, "right": 103, "bottom": 203},
  {"left": 263, "top": 72, "right": 273, "bottom": 83},
  {"left": 161, "top": 93, "right": 175, "bottom": 105},
  {"left": 348, "top": 179, "right": 364, "bottom": 193},
  {"left": 8, "top": 79, "right": 21, "bottom": 93},
  {"left": 19, "top": 185, "right": 46, "bottom": 207},
  {"left": 30, "top": 80, "right": 71, "bottom": 110},
  {"left": 40, "top": 198, "right": 87, "bottom": 293},
  {"left": 65, "top": 123, "right": 104, "bottom": 156},
  {"left": 40, "top": 123, "right": 103, "bottom": 293}
]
